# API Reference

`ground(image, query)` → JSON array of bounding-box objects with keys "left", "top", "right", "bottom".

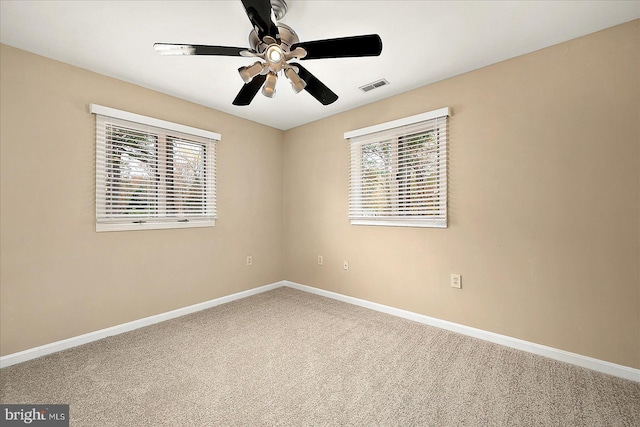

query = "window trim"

[
  {"left": 92, "top": 104, "right": 219, "bottom": 232},
  {"left": 345, "top": 107, "right": 450, "bottom": 229},
  {"left": 344, "top": 107, "right": 449, "bottom": 140},
  {"left": 90, "top": 104, "right": 221, "bottom": 140}
]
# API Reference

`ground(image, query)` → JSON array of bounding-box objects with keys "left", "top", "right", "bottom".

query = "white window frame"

[
  {"left": 345, "top": 107, "right": 450, "bottom": 228},
  {"left": 91, "top": 104, "right": 220, "bottom": 232}
]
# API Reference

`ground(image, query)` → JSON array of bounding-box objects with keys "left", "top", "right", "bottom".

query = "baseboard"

[
  {"left": 3, "top": 279, "right": 638, "bottom": 382},
  {"left": 284, "top": 281, "right": 640, "bottom": 383},
  {"left": 0, "top": 281, "right": 284, "bottom": 369}
]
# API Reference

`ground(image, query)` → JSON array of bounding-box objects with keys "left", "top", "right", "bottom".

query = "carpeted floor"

[{"left": 1, "top": 287, "right": 639, "bottom": 426}]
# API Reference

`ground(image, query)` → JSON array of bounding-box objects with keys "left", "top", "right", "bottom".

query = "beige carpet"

[{"left": 1, "top": 287, "right": 639, "bottom": 426}]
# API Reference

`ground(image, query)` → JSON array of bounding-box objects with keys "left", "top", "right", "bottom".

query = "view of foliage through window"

[
  {"left": 167, "top": 138, "right": 207, "bottom": 217},
  {"left": 360, "top": 130, "right": 440, "bottom": 217},
  {"left": 361, "top": 140, "right": 392, "bottom": 215},
  {"left": 106, "top": 126, "right": 159, "bottom": 215},
  {"left": 105, "top": 125, "right": 207, "bottom": 219}
]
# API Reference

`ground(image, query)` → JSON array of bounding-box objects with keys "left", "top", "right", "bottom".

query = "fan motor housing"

[{"left": 249, "top": 23, "right": 299, "bottom": 53}]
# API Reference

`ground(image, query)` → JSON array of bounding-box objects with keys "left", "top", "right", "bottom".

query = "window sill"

[
  {"left": 350, "top": 219, "right": 447, "bottom": 228},
  {"left": 96, "top": 220, "right": 215, "bottom": 232}
]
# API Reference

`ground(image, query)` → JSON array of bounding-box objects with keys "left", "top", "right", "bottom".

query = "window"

[
  {"left": 345, "top": 107, "right": 449, "bottom": 228},
  {"left": 91, "top": 104, "right": 220, "bottom": 231}
]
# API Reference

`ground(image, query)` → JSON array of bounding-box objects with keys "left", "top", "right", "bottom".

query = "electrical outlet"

[
  {"left": 246, "top": 256, "right": 253, "bottom": 266},
  {"left": 451, "top": 273, "right": 461, "bottom": 289},
  {"left": 318, "top": 255, "right": 324, "bottom": 265},
  {"left": 343, "top": 260, "right": 349, "bottom": 271}
]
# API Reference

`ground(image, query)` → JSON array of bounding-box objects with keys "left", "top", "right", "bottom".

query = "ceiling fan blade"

[
  {"left": 233, "top": 74, "right": 267, "bottom": 106},
  {"left": 292, "top": 34, "right": 382, "bottom": 60},
  {"left": 241, "top": 0, "right": 279, "bottom": 41},
  {"left": 291, "top": 63, "right": 338, "bottom": 105},
  {"left": 154, "top": 43, "right": 248, "bottom": 56}
]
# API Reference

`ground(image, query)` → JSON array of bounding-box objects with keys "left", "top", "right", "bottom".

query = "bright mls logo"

[{"left": 1, "top": 405, "right": 68, "bottom": 426}]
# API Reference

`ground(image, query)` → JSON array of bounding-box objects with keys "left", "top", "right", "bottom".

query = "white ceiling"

[{"left": 1, "top": 1, "right": 638, "bottom": 130}]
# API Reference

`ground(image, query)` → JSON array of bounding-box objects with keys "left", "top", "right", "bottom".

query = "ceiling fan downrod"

[{"left": 270, "top": 0, "right": 288, "bottom": 21}]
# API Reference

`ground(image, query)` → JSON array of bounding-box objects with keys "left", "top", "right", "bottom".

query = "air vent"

[{"left": 359, "top": 79, "right": 389, "bottom": 92}]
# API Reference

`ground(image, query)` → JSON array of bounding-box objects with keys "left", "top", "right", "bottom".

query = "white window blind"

[
  {"left": 93, "top": 106, "right": 218, "bottom": 231},
  {"left": 346, "top": 108, "right": 449, "bottom": 228}
]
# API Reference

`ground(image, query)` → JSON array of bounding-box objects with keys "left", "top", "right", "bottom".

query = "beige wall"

[
  {"left": 283, "top": 21, "right": 640, "bottom": 368},
  {"left": 2, "top": 20, "right": 639, "bottom": 369},
  {"left": 0, "top": 44, "right": 285, "bottom": 356}
]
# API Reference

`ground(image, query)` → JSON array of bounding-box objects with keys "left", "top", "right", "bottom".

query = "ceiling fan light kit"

[
  {"left": 238, "top": 61, "right": 265, "bottom": 83},
  {"left": 262, "top": 72, "right": 278, "bottom": 98},
  {"left": 285, "top": 67, "right": 306, "bottom": 93},
  {"left": 153, "top": 0, "right": 382, "bottom": 106}
]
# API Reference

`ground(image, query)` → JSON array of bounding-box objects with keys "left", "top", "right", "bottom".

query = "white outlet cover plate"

[{"left": 451, "top": 274, "right": 461, "bottom": 289}]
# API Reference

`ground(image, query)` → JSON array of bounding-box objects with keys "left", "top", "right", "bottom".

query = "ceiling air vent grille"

[{"left": 359, "top": 79, "right": 389, "bottom": 92}]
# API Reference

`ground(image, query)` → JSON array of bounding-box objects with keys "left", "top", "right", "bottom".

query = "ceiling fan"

[{"left": 153, "top": 0, "right": 382, "bottom": 106}]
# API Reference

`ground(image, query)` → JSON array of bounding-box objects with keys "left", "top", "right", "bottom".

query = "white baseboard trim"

[
  {"left": 3, "top": 279, "right": 638, "bottom": 382},
  {"left": 284, "top": 281, "right": 640, "bottom": 382},
  {"left": 0, "top": 281, "right": 284, "bottom": 369}
]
